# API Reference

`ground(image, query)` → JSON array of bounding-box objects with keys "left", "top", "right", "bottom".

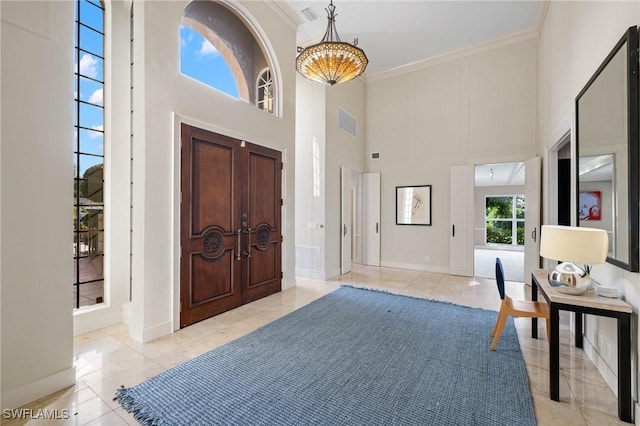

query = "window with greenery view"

[{"left": 485, "top": 195, "right": 525, "bottom": 246}]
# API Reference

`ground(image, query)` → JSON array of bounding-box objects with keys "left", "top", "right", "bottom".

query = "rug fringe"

[{"left": 115, "top": 385, "right": 166, "bottom": 426}]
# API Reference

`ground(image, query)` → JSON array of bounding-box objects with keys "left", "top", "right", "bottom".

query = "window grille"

[{"left": 74, "top": 0, "right": 105, "bottom": 309}]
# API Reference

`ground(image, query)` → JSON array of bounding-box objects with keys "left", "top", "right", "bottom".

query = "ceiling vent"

[
  {"left": 338, "top": 108, "right": 356, "bottom": 137},
  {"left": 300, "top": 7, "right": 318, "bottom": 22}
]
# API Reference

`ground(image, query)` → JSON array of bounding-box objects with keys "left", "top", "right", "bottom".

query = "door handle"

[
  {"left": 244, "top": 228, "right": 252, "bottom": 258},
  {"left": 343, "top": 224, "right": 347, "bottom": 236},
  {"left": 531, "top": 228, "right": 537, "bottom": 242},
  {"left": 376, "top": 222, "right": 379, "bottom": 234},
  {"left": 236, "top": 229, "right": 242, "bottom": 261},
  {"left": 452, "top": 224, "right": 455, "bottom": 237}
]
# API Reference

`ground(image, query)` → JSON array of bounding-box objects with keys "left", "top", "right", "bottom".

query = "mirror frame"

[{"left": 576, "top": 26, "right": 639, "bottom": 272}]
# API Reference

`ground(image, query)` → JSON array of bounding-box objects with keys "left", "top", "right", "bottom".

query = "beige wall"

[
  {"left": 1, "top": 1, "right": 76, "bottom": 409},
  {"left": 365, "top": 39, "right": 537, "bottom": 272},
  {"left": 538, "top": 0, "right": 640, "bottom": 397},
  {"left": 324, "top": 80, "right": 366, "bottom": 277},
  {"left": 295, "top": 73, "right": 366, "bottom": 280},
  {"left": 295, "top": 75, "right": 327, "bottom": 278}
]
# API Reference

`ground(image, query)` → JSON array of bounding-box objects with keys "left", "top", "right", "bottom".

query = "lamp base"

[
  {"left": 549, "top": 263, "right": 590, "bottom": 295},
  {"left": 549, "top": 269, "right": 576, "bottom": 286}
]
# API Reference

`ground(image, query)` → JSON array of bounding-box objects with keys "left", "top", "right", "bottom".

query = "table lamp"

[{"left": 539, "top": 225, "right": 608, "bottom": 294}]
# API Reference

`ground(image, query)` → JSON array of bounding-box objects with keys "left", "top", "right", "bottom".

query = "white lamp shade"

[{"left": 540, "top": 225, "right": 608, "bottom": 265}]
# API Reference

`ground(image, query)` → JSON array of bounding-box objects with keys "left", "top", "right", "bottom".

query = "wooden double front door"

[{"left": 180, "top": 124, "right": 282, "bottom": 328}]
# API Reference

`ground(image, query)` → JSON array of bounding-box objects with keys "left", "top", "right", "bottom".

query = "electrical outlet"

[{"left": 424, "top": 256, "right": 430, "bottom": 263}]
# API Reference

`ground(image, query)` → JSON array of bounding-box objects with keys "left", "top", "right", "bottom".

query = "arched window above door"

[
  {"left": 256, "top": 68, "right": 273, "bottom": 113},
  {"left": 180, "top": 1, "right": 277, "bottom": 115}
]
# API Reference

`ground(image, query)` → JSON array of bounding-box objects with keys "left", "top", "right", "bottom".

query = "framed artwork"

[
  {"left": 579, "top": 190, "right": 602, "bottom": 221},
  {"left": 396, "top": 185, "right": 432, "bottom": 226}
]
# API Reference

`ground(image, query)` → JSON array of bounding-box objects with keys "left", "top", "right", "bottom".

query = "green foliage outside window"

[
  {"left": 486, "top": 196, "right": 512, "bottom": 219},
  {"left": 486, "top": 196, "right": 525, "bottom": 246}
]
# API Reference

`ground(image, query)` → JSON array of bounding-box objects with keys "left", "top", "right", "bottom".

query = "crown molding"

[
  {"left": 364, "top": 27, "right": 540, "bottom": 84},
  {"left": 536, "top": 0, "right": 551, "bottom": 36},
  {"left": 264, "top": 0, "right": 303, "bottom": 31},
  {"left": 364, "top": 0, "right": 549, "bottom": 85}
]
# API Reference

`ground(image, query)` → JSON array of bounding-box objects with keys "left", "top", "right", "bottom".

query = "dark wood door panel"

[
  {"left": 191, "top": 138, "right": 235, "bottom": 234},
  {"left": 248, "top": 245, "right": 277, "bottom": 285},
  {"left": 190, "top": 251, "right": 236, "bottom": 304},
  {"left": 247, "top": 152, "right": 279, "bottom": 227},
  {"left": 242, "top": 143, "right": 282, "bottom": 302},
  {"left": 180, "top": 124, "right": 242, "bottom": 328}
]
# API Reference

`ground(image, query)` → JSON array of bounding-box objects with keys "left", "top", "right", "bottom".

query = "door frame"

[
  {"left": 340, "top": 166, "right": 353, "bottom": 274},
  {"left": 466, "top": 158, "right": 542, "bottom": 281},
  {"left": 544, "top": 131, "right": 573, "bottom": 272},
  {"left": 363, "top": 172, "right": 381, "bottom": 266},
  {"left": 172, "top": 115, "right": 285, "bottom": 331}
]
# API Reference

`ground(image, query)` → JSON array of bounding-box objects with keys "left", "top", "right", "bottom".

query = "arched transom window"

[{"left": 180, "top": 0, "right": 277, "bottom": 115}]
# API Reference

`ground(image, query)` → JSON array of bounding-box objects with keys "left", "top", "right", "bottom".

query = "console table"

[{"left": 531, "top": 269, "right": 633, "bottom": 423}]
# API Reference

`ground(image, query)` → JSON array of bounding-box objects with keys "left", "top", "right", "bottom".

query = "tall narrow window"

[
  {"left": 74, "top": 0, "right": 105, "bottom": 309},
  {"left": 256, "top": 68, "right": 273, "bottom": 113}
]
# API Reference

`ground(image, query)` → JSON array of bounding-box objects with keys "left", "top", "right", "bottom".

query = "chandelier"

[{"left": 296, "top": 1, "right": 368, "bottom": 86}]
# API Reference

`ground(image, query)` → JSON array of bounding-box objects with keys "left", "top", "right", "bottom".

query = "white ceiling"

[
  {"left": 579, "top": 155, "right": 614, "bottom": 182},
  {"left": 283, "top": 0, "right": 544, "bottom": 77},
  {"left": 475, "top": 162, "right": 525, "bottom": 187}
]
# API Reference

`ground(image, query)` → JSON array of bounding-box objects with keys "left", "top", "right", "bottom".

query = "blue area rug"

[{"left": 115, "top": 286, "right": 536, "bottom": 425}]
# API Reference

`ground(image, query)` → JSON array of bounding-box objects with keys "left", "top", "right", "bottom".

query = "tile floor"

[{"left": 2, "top": 265, "right": 629, "bottom": 425}]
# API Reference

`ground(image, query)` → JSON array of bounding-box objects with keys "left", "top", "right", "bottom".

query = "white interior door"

[
  {"left": 363, "top": 172, "right": 381, "bottom": 266},
  {"left": 341, "top": 166, "right": 352, "bottom": 274},
  {"left": 450, "top": 165, "right": 474, "bottom": 276},
  {"left": 524, "top": 156, "right": 541, "bottom": 285}
]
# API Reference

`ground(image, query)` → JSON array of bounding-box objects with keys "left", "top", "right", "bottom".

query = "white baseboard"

[
  {"left": 120, "top": 301, "right": 132, "bottom": 326},
  {"left": 325, "top": 267, "right": 341, "bottom": 280},
  {"left": 73, "top": 305, "right": 123, "bottom": 336},
  {"left": 283, "top": 276, "right": 296, "bottom": 290},
  {"left": 380, "top": 261, "right": 449, "bottom": 274},
  {"left": 295, "top": 268, "right": 325, "bottom": 280},
  {"left": 142, "top": 320, "right": 173, "bottom": 343},
  {"left": 2, "top": 367, "right": 76, "bottom": 410}
]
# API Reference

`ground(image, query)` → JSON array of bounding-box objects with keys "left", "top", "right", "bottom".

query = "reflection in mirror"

[
  {"left": 578, "top": 155, "right": 619, "bottom": 257},
  {"left": 576, "top": 26, "right": 639, "bottom": 271}
]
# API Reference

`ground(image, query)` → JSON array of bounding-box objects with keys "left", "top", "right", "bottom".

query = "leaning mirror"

[{"left": 576, "top": 26, "right": 639, "bottom": 272}]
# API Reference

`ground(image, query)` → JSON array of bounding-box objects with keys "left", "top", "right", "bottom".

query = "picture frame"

[
  {"left": 578, "top": 190, "right": 602, "bottom": 221},
  {"left": 396, "top": 185, "right": 432, "bottom": 226}
]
